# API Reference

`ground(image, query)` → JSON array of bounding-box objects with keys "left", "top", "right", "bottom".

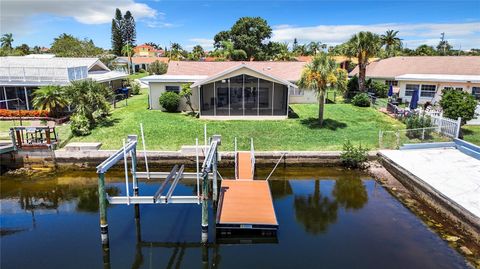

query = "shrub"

[
  {"left": 341, "top": 140, "right": 369, "bottom": 169},
  {"left": 179, "top": 83, "right": 195, "bottom": 112},
  {"left": 439, "top": 89, "right": 477, "bottom": 125},
  {"left": 352, "top": 93, "right": 371, "bottom": 107},
  {"left": 70, "top": 114, "right": 91, "bottom": 136},
  {"left": 405, "top": 114, "right": 433, "bottom": 139},
  {"left": 0, "top": 109, "right": 49, "bottom": 117},
  {"left": 148, "top": 60, "right": 168, "bottom": 75},
  {"left": 368, "top": 80, "right": 388, "bottom": 98},
  {"left": 138, "top": 68, "right": 146, "bottom": 73},
  {"left": 130, "top": 81, "right": 141, "bottom": 95},
  {"left": 159, "top": 91, "right": 180, "bottom": 112}
]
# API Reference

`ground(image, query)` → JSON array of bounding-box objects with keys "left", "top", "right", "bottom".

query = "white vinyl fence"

[{"left": 379, "top": 113, "right": 461, "bottom": 149}]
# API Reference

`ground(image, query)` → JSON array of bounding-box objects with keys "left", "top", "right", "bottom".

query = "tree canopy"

[{"left": 50, "top": 34, "right": 103, "bottom": 57}]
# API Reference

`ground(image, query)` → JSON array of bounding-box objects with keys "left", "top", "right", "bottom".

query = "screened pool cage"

[{"left": 199, "top": 74, "right": 289, "bottom": 117}]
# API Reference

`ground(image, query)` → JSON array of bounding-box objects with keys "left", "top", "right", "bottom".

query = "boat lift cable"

[
  {"left": 265, "top": 153, "right": 286, "bottom": 181},
  {"left": 140, "top": 123, "right": 150, "bottom": 179}
]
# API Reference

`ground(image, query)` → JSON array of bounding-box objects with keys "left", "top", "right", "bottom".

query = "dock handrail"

[
  {"left": 250, "top": 138, "right": 255, "bottom": 177},
  {"left": 97, "top": 139, "right": 137, "bottom": 173}
]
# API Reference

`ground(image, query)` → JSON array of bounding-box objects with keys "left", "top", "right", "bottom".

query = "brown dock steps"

[
  {"left": 237, "top": 151, "right": 253, "bottom": 180},
  {"left": 216, "top": 180, "right": 278, "bottom": 230}
]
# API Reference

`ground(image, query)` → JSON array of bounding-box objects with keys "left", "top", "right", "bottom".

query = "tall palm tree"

[
  {"left": 381, "top": 30, "right": 402, "bottom": 57},
  {"left": 32, "top": 86, "right": 68, "bottom": 117},
  {"left": 344, "top": 31, "right": 382, "bottom": 92},
  {"left": 121, "top": 44, "right": 134, "bottom": 74},
  {"left": 299, "top": 52, "right": 348, "bottom": 126},
  {"left": 1, "top": 33, "right": 14, "bottom": 50},
  {"left": 273, "top": 43, "right": 295, "bottom": 61},
  {"left": 215, "top": 40, "right": 247, "bottom": 60},
  {"left": 169, "top": 42, "right": 185, "bottom": 61}
]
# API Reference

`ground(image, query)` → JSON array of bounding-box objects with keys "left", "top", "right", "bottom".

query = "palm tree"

[
  {"left": 298, "top": 52, "right": 348, "bottom": 126},
  {"left": 65, "top": 79, "right": 112, "bottom": 124},
  {"left": 32, "top": 86, "right": 68, "bottom": 117},
  {"left": 273, "top": 43, "right": 295, "bottom": 61},
  {"left": 121, "top": 44, "right": 134, "bottom": 74},
  {"left": 169, "top": 42, "right": 185, "bottom": 61},
  {"left": 381, "top": 30, "right": 402, "bottom": 57},
  {"left": 215, "top": 40, "right": 247, "bottom": 60},
  {"left": 344, "top": 32, "right": 382, "bottom": 92},
  {"left": 1, "top": 33, "right": 14, "bottom": 50}
]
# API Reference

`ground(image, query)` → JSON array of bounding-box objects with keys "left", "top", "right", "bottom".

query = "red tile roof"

[
  {"left": 166, "top": 61, "right": 307, "bottom": 81},
  {"left": 349, "top": 56, "right": 480, "bottom": 78},
  {"left": 119, "top": 56, "right": 169, "bottom": 64}
]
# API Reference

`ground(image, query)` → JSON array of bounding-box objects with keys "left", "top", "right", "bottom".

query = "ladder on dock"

[{"left": 217, "top": 138, "right": 278, "bottom": 232}]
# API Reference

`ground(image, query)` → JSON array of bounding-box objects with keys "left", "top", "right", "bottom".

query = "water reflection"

[{"left": 293, "top": 177, "right": 368, "bottom": 234}]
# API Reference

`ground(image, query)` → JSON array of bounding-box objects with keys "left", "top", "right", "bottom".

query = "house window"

[
  {"left": 420, "top": 84, "right": 436, "bottom": 97},
  {"left": 472, "top": 87, "right": 480, "bottom": 100},
  {"left": 289, "top": 87, "right": 304, "bottom": 96},
  {"left": 405, "top": 84, "right": 419, "bottom": 96},
  {"left": 165, "top": 86, "right": 180, "bottom": 94},
  {"left": 385, "top": 80, "right": 398, "bottom": 86},
  {"left": 443, "top": 86, "right": 463, "bottom": 91}
]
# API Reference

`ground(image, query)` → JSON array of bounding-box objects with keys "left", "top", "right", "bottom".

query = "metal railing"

[
  {"left": 379, "top": 127, "right": 454, "bottom": 149},
  {"left": 250, "top": 138, "right": 255, "bottom": 177}
]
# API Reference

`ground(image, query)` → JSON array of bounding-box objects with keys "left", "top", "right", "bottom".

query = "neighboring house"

[
  {"left": 112, "top": 56, "right": 169, "bottom": 73},
  {"left": 349, "top": 56, "right": 480, "bottom": 103},
  {"left": 133, "top": 44, "right": 164, "bottom": 57},
  {"left": 0, "top": 55, "right": 127, "bottom": 110},
  {"left": 141, "top": 61, "right": 316, "bottom": 119}
]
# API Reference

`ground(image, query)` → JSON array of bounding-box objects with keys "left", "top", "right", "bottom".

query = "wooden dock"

[{"left": 216, "top": 150, "right": 278, "bottom": 231}]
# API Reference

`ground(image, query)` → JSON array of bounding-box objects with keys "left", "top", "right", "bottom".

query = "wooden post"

[
  {"left": 131, "top": 148, "right": 138, "bottom": 196},
  {"left": 45, "top": 128, "right": 51, "bottom": 145},
  {"left": 15, "top": 130, "right": 22, "bottom": 148},
  {"left": 98, "top": 173, "right": 109, "bottom": 245},
  {"left": 201, "top": 172, "right": 209, "bottom": 243}
]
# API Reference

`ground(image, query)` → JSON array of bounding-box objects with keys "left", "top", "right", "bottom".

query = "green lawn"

[
  {"left": 463, "top": 125, "right": 480, "bottom": 146},
  {"left": 69, "top": 91, "right": 405, "bottom": 151},
  {"left": 128, "top": 72, "right": 149, "bottom": 80}
]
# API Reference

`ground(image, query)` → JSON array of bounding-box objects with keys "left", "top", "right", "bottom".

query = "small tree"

[
  {"left": 180, "top": 83, "right": 195, "bottom": 113},
  {"left": 32, "top": 85, "right": 68, "bottom": 117},
  {"left": 439, "top": 89, "right": 477, "bottom": 125},
  {"left": 148, "top": 60, "right": 168, "bottom": 75}
]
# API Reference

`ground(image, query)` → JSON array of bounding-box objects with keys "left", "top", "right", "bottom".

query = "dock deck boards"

[
  {"left": 216, "top": 180, "right": 278, "bottom": 229},
  {"left": 237, "top": 152, "right": 253, "bottom": 180}
]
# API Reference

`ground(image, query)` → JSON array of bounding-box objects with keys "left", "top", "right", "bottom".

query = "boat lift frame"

[{"left": 96, "top": 133, "right": 221, "bottom": 246}]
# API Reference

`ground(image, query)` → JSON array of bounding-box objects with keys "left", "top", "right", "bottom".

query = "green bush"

[
  {"left": 352, "top": 93, "right": 371, "bottom": 107},
  {"left": 341, "top": 140, "right": 369, "bottom": 169},
  {"left": 70, "top": 114, "right": 91, "bottom": 136},
  {"left": 130, "top": 81, "right": 141, "bottom": 95},
  {"left": 138, "top": 68, "right": 146, "bottom": 73},
  {"left": 368, "top": 80, "right": 388, "bottom": 98},
  {"left": 439, "top": 89, "right": 477, "bottom": 125},
  {"left": 405, "top": 114, "right": 433, "bottom": 139},
  {"left": 159, "top": 91, "right": 180, "bottom": 112}
]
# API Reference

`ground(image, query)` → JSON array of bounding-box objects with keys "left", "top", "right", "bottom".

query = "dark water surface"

[{"left": 0, "top": 167, "right": 469, "bottom": 269}]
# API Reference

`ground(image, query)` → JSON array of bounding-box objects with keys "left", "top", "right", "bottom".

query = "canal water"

[{"left": 0, "top": 167, "right": 470, "bottom": 269}]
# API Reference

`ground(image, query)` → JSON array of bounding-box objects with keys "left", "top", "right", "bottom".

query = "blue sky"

[{"left": 2, "top": 0, "right": 480, "bottom": 50}]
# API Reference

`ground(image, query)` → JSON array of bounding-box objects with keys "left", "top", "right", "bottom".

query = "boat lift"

[{"left": 96, "top": 132, "right": 221, "bottom": 246}]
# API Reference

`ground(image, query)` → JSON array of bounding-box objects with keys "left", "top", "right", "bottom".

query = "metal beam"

[
  {"left": 136, "top": 171, "right": 210, "bottom": 179},
  {"left": 108, "top": 195, "right": 199, "bottom": 204},
  {"left": 153, "top": 165, "right": 178, "bottom": 201},
  {"left": 96, "top": 141, "right": 137, "bottom": 173},
  {"left": 165, "top": 165, "right": 185, "bottom": 203}
]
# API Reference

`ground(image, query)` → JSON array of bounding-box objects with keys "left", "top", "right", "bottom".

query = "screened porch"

[{"left": 199, "top": 74, "right": 289, "bottom": 117}]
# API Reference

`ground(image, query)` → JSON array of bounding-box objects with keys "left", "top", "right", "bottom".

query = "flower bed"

[{"left": 0, "top": 109, "right": 50, "bottom": 117}]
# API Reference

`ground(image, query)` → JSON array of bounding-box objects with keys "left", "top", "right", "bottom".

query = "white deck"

[{"left": 381, "top": 147, "right": 480, "bottom": 218}]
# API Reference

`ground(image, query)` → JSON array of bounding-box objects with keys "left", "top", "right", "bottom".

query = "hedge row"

[{"left": 0, "top": 109, "right": 50, "bottom": 117}]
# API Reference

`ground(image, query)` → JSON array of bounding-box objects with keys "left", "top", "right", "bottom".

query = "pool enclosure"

[{"left": 193, "top": 66, "right": 295, "bottom": 118}]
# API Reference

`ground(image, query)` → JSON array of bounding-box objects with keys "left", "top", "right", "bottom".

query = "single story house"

[
  {"left": 141, "top": 61, "right": 316, "bottom": 119},
  {"left": 112, "top": 56, "right": 169, "bottom": 73},
  {"left": 0, "top": 54, "right": 127, "bottom": 110},
  {"left": 349, "top": 56, "right": 480, "bottom": 103}
]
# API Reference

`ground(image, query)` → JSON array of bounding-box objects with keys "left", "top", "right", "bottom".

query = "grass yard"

[
  {"left": 463, "top": 125, "right": 480, "bottom": 146},
  {"left": 128, "top": 72, "right": 149, "bottom": 80},
  {"left": 69, "top": 91, "right": 405, "bottom": 151}
]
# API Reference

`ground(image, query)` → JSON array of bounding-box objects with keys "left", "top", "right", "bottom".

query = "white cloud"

[
  {"left": 271, "top": 22, "right": 480, "bottom": 49},
  {"left": 186, "top": 38, "right": 214, "bottom": 51},
  {"left": 1, "top": 0, "right": 158, "bottom": 33}
]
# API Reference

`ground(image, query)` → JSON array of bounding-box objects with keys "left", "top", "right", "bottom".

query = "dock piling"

[
  {"left": 201, "top": 171, "right": 209, "bottom": 243},
  {"left": 98, "top": 172, "right": 109, "bottom": 245}
]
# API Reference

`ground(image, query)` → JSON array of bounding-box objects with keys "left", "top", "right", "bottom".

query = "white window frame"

[
  {"left": 420, "top": 84, "right": 436, "bottom": 98},
  {"left": 165, "top": 85, "right": 180, "bottom": 94},
  {"left": 405, "top": 84, "right": 419, "bottom": 97}
]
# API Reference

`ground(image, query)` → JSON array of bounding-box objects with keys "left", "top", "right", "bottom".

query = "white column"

[
  {"left": 257, "top": 78, "right": 260, "bottom": 116},
  {"left": 213, "top": 81, "right": 216, "bottom": 116},
  {"left": 228, "top": 79, "right": 231, "bottom": 116},
  {"left": 24, "top": 87, "right": 30, "bottom": 110},
  {"left": 198, "top": 86, "right": 202, "bottom": 115},
  {"left": 3, "top": 87, "right": 8, "bottom": 109},
  {"left": 272, "top": 82, "right": 275, "bottom": 115},
  {"left": 242, "top": 75, "right": 245, "bottom": 116}
]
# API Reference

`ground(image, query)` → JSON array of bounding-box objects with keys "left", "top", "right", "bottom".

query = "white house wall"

[
  {"left": 289, "top": 88, "right": 317, "bottom": 103},
  {"left": 149, "top": 82, "right": 199, "bottom": 111},
  {"left": 398, "top": 80, "right": 480, "bottom": 104}
]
